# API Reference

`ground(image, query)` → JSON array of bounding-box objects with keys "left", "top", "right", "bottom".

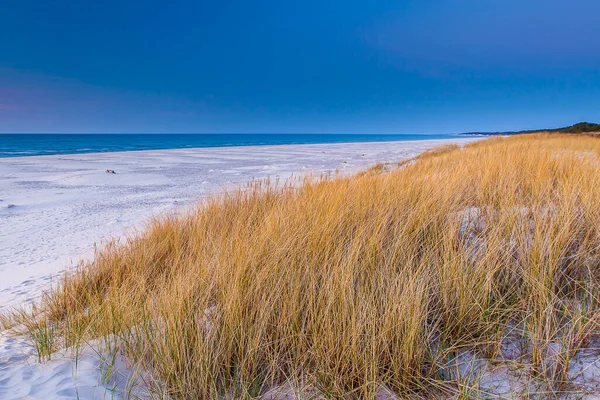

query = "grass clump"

[{"left": 6, "top": 134, "right": 600, "bottom": 398}]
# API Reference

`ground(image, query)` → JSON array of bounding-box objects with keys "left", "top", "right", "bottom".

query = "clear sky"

[{"left": 1, "top": 0, "right": 599, "bottom": 133}]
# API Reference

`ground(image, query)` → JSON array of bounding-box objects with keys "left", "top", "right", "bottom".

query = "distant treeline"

[
  {"left": 550, "top": 122, "right": 600, "bottom": 133},
  {"left": 462, "top": 122, "right": 600, "bottom": 136}
]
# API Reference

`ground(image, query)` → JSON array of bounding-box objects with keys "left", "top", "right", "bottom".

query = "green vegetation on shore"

[
  {"left": 4, "top": 134, "right": 600, "bottom": 398},
  {"left": 552, "top": 121, "right": 600, "bottom": 133},
  {"left": 463, "top": 121, "right": 600, "bottom": 136}
]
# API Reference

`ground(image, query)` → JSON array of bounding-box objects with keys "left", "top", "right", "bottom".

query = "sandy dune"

[{"left": 0, "top": 138, "right": 475, "bottom": 399}]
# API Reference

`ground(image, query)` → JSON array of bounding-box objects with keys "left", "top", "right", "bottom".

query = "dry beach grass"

[{"left": 5, "top": 134, "right": 600, "bottom": 398}]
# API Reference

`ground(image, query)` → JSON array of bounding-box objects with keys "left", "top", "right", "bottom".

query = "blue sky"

[{"left": 1, "top": 0, "right": 599, "bottom": 133}]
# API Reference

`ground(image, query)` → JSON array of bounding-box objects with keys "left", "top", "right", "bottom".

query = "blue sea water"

[{"left": 0, "top": 133, "right": 460, "bottom": 158}]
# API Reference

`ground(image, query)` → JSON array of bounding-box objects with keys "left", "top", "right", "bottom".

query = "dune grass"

[{"left": 5, "top": 134, "right": 600, "bottom": 398}]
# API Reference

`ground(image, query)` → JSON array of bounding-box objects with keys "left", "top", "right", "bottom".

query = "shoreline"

[
  {"left": 0, "top": 134, "right": 465, "bottom": 159},
  {"left": 0, "top": 136, "right": 466, "bottom": 160}
]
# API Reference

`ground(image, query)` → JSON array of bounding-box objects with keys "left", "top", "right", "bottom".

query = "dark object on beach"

[
  {"left": 7, "top": 204, "right": 15, "bottom": 208},
  {"left": 106, "top": 169, "right": 116, "bottom": 174}
]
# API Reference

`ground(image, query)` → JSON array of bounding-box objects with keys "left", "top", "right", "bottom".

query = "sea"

[{"left": 0, "top": 133, "right": 462, "bottom": 158}]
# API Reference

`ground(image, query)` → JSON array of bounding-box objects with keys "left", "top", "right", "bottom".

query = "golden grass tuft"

[{"left": 6, "top": 134, "right": 600, "bottom": 398}]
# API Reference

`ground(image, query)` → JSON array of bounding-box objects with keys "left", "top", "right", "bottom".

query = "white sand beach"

[{"left": 0, "top": 138, "right": 475, "bottom": 399}]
